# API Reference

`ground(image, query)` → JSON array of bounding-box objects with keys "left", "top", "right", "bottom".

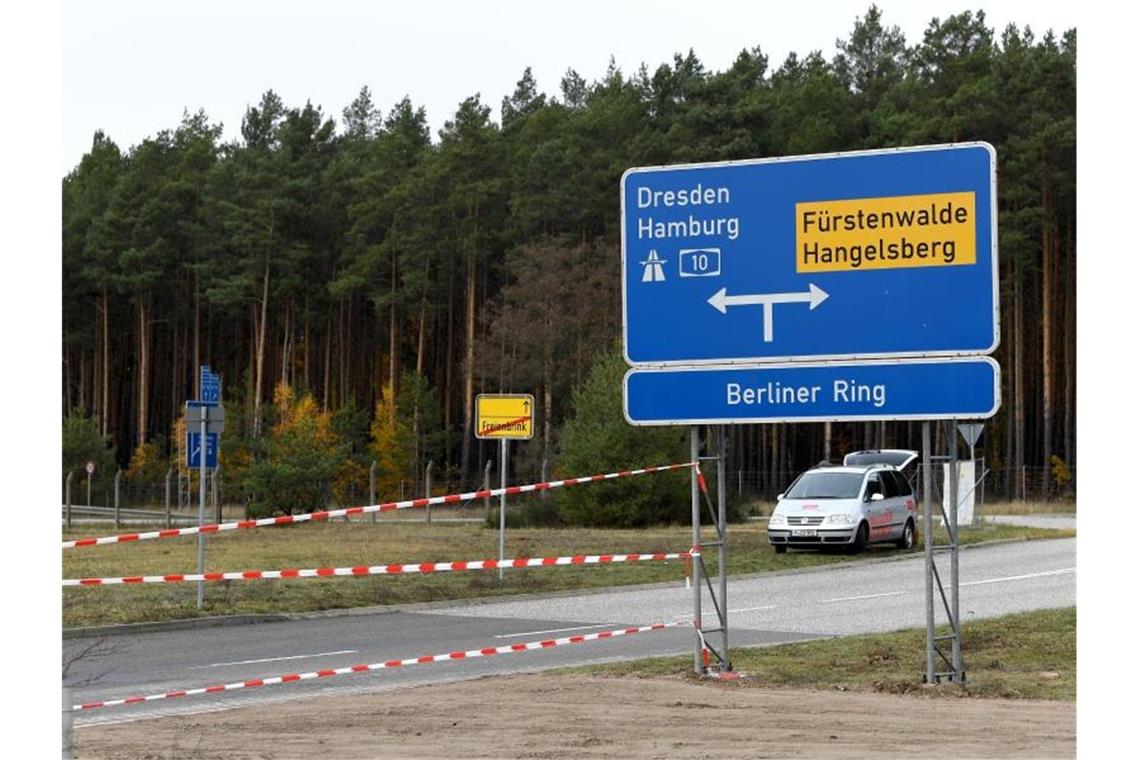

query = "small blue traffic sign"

[
  {"left": 186, "top": 432, "right": 219, "bottom": 469},
  {"left": 624, "top": 358, "right": 999, "bottom": 425},
  {"left": 621, "top": 143, "right": 998, "bottom": 365},
  {"left": 200, "top": 365, "right": 221, "bottom": 403}
]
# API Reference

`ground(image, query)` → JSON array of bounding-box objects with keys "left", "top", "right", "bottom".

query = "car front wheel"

[
  {"left": 896, "top": 519, "right": 916, "bottom": 550},
  {"left": 849, "top": 522, "right": 869, "bottom": 554},
  {"left": 773, "top": 544, "right": 787, "bottom": 554}
]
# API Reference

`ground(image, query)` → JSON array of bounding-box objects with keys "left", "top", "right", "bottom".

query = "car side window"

[
  {"left": 898, "top": 471, "right": 916, "bottom": 496},
  {"left": 864, "top": 473, "right": 883, "bottom": 499},
  {"left": 881, "top": 470, "right": 900, "bottom": 498},
  {"left": 890, "top": 471, "right": 913, "bottom": 497}
]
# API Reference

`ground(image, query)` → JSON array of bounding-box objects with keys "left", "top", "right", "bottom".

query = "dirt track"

[{"left": 76, "top": 673, "right": 1075, "bottom": 759}]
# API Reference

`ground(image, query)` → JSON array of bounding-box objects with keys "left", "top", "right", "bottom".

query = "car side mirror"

[
  {"left": 776, "top": 493, "right": 784, "bottom": 500},
  {"left": 870, "top": 492, "right": 885, "bottom": 502}
]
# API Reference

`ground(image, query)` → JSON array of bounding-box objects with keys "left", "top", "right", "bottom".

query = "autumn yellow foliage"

[{"left": 370, "top": 382, "right": 413, "bottom": 495}]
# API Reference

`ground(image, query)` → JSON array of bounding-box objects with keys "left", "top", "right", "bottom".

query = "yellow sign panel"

[
  {"left": 476, "top": 394, "right": 534, "bottom": 440},
  {"left": 796, "top": 191, "right": 976, "bottom": 273}
]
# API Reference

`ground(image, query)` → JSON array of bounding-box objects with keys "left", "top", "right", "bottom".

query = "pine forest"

[{"left": 61, "top": 8, "right": 1076, "bottom": 519}]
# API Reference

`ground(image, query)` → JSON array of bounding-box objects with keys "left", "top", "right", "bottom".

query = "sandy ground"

[{"left": 75, "top": 673, "right": 1074, "bottom": 759}]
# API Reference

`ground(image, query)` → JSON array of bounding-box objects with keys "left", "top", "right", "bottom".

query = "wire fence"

[
  {"left": 62, "top": 460, "right": 1075, "bottom": 522},
  {"left": 61, "top": 463, "right": 492, "bottom": 523},
  {"left": 731, "top": 464, "right": 1075, "bottom": 504}
]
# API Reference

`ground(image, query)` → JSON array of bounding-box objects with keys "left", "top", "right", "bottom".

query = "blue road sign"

[
  {"left": 186, "top": 432, "right": 219, "bottom": 469},
  {"left": 623, "top": 358, "right": 1000, "bottom": 425},
  {"left": 621, "top": 143, "right": 998, "bottom": 366},
  {"left": 200, "top": 365, "right": 221, "bottom": 403}
]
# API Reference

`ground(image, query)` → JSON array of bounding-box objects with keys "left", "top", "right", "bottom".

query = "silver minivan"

[{"left": 767, "top": 450, "right": 918, "bottom": 554}]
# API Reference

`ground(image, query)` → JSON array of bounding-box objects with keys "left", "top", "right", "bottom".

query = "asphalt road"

[{"left": 65, "top": 537, "right": 1075, "bottom": 727}]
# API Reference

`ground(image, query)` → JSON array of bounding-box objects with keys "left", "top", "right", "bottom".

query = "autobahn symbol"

[
  {"left": 707, "top": 284, "right": 829, "bottom": 342},
  {"left": 640, "top": 250, "right": 666, "bottom": 282}
]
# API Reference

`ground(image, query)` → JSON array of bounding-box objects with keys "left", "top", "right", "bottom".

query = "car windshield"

[{"left": 784, "top": 471, "right": 864, "bottom": 499}]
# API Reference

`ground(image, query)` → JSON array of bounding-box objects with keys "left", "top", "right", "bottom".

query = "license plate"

[{"left": 792, "top": 529, "right": 817, "bottom": 537}]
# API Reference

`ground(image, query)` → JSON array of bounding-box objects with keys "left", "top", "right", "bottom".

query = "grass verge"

[
  {"left": 566, "top": 607, "right": 1076, "bottom": 701},
  {"left": 62, "top": 520, "right": 1072, "bottom": 629}
]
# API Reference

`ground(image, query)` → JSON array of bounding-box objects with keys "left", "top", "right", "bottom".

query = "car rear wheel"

[
  {"left": 849, "top": 522, "right": 869, "bottom": 554},
  {"left": 895, "top": 519, "right": 916, "bottom": 550}
]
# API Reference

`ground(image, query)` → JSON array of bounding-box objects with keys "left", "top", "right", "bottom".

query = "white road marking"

[
  {"left": 495, "top": 623, "right": 616, "bottom": 639},
  {"left": 819, "top": 567, "right": 1075, "bottom": 604},
  {"left": 729, "top": 605, "right": 778, "bottom": 613},
  {"left": 820, "top": 590, "right": 907, "bottom": 604},
  {"left": 191, "top": 650, "right": 357, "bottom": 669},
  {"left": 961, "top": 567, "right": 1075, "bottom": 587}
]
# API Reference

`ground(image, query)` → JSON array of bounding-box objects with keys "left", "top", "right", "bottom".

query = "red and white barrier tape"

[
  {"left": 74, "top": 619, "right": 689, "bottom": 711},
  {"left": 695, "top": 463, "right": 710, "bottom": 496},
  {"left": 63, "top": 550, "right": 693, "bottom": 587},
  {"left": 63, "top": 461, "right": 697, "bottom": 550}
]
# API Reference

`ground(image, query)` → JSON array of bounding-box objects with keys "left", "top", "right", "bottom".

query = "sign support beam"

[
  {"left": 499, "top": 439, "right": 508, "bottom": 583},
  {"left": 197, "top": 405, "right": 207, "bottom": 610},
  {"left": 689, "top": 426, "right": 731, "bottom": 675},
  {"left": 690, "top": 428, "right": 702, "bottom": 674},
  {"left": 716, "top": 425, "right": 730, "bottom": 670},
  {"left": 924, "top": 420, "right": 966, "bottom": 683}
]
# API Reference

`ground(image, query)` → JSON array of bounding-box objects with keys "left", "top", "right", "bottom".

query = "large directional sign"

[
  {"left": 622, "top": 143, "right": 998, "bottom": 365},
  {"left": 624, "top": 358, "right": 1000, "bottom": 425}
]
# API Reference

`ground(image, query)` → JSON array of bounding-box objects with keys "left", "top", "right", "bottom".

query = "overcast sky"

[{"left": 62, "top": 0, "right": 1077, "bottom": 174}]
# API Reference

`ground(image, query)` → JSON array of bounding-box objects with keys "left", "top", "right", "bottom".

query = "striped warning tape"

[
  {"left": 74, "top": 619, "right": 689, "bottom": 710},
  {"left": 63, "top": 550, "right": 694, "bottom": 587},
  {"left": 63, "top": 461, "right": 697, "bottom": 550}
]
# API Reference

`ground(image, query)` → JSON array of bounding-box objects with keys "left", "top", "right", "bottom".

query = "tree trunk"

[
  {"left": 460, "top": 253, "right": 476, "bottom": 483},
  {"left": 416, "top": 293, "right": 427, "bottom": 377},
  {"left": 323, "top": 315, "right": 332, "bottom": 410},
  {"left": 1040, "top": 161, "right": 1054, "bottom": 498},
  {"left": 1014, "top": 249, "right": 1025, "bottom": 497},
  {"left": 1063, "top": 216, "right": 1075, "bottom": 468},
  {"left": 543, "top": 356, "right": 553, "bottom": 473},
  {"left": 101, "top": 287, "right": 110, "bottom": 437},
  {"left": 194, "top": 276, "right": 201, "bottom": 398},
  {"left": 303, "top": 295, "right": 311, "bottom": 392},
  {"left": 136, "top": 296, "right": 150, "bottom": 449},
  {"left": 280, "top": 301, "right": 292, "bottom": 387},
  {"left": 443, "top": 264, "right": 455, "bottom": 465},
  {"left": 389, "top": 254, "right": 399, "bottom": 397},
  {"left": 253, "top": 255, "right": 270, "bottom": 438}
]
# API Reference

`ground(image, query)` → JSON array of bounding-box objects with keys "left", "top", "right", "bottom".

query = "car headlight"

[
  {"left": 768, "top": 513, "right": 786, "bottom": 526},
  {"left": 826, "top": 513, "right": 856, "bottom": 525}
]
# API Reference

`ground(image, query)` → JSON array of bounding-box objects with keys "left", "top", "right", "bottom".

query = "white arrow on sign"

[{"left": 707, "top": 284, "right": 829, "bottom": 343}]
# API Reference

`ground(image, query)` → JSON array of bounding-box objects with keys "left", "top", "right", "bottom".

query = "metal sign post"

[
  {"left": 189, "top": 365, "right": 222, "bottom": 611},
  {"left": 197, "top": 404, "right": 207, "bottom": 609},
  {"left": 474, "top": 393, "right": 534, "bottom": 583},
  {"left": 947, "top": 421, "right": 963, "bottom": 681},
  {"left": 690, "top": 428, "right": 702, "bottom": 673},
  {"left": 923, "top": 422, "right": 934, "bottom": 683},
  {"left": 499, "top": 439, "right": 508, "bottom": 582},
  {"left": 924, "top": 420, "right": 965, "bottom": 683},
  {"left": 85, "top": 461, "right": 94, "bottom": 507}
]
